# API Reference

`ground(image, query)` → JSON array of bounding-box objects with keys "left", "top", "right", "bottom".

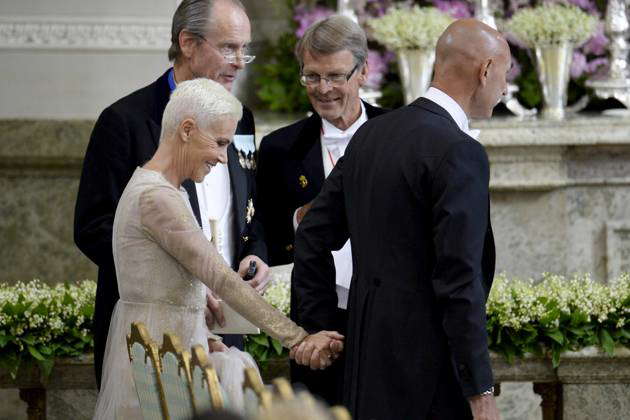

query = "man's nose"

[
  {"left": 218, "top": 150, "right": 228, "bottom": 164},
  {"left": 232, "top": 59, "right": 244, "bottom": 71},
  {"left": 317, "top": 79, "right": 333, "bottom": 94}
]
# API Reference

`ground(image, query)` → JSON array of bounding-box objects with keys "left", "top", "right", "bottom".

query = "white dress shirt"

[
  {"left": 422, "top": 87, "right": 480, "bottom": 140},
  {"left": 196, "top": 163, "right": 234, "bottom": 267},
  {"left": 293, "top": 101, "right": 367, "bottom": 309}
]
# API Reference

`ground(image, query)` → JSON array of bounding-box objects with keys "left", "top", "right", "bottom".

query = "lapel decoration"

[
  {"left": 298, "top": 175, "right": 308, "bottom": 189},
  {"left": 246, "top": 199, "right": 255, "bottom": 224},
  {"left": 238, "top": 150, "right": 256, "bottom": 171}
]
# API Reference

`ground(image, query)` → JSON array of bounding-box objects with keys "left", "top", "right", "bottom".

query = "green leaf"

[
  {"left": 250, "top": 334, "right": 270, "bottom": 347},
  {"left": 271, "top": 338, "right": 283, "bottom": 356},
  {"left": 551, "top": 347, "right": 561, "bottom": 368},
  {"left": 37, "top": 358, "right": 55, "bottom": 380},
  {"left": 599, "top": 329, "right": 615, "bottom": 355},
  {"left": 27, "top": 345, "right": 45, "bottom": 361},
  {"left": 0, "top": 333, "right": 12, "bottom": 348},
  {"left": 545, "top": 329, "right": 564, "bottom": 345}
]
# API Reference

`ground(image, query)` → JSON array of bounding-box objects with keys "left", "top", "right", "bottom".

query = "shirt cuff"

[{"left": 292, "top": 208, "right": 300, "bottom": 232}]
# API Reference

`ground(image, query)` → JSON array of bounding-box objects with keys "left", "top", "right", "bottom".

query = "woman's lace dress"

[{"left": 93, "top": 168, "right": 307, "bottom": 419}]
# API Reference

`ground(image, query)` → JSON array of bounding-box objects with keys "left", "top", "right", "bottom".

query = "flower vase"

[
  {"left": 396, "top": 48, "right": 435, "bottom": 104},
  {"left": 534, "top": 42, "right": 574, "bottom": 120}
]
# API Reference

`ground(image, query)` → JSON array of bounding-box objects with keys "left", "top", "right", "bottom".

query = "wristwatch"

[{"left": 480, "top": 387, "right": 494, "bottom": 396}]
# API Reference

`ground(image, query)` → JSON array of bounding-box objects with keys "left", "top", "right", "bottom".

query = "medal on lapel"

[
  {"left": 298, "top": 175, "right": 308, "bottom": 189},
  {"left": 238, "top": 151, "right": 256, "bottom": 171},
  {"left": 246, "top": 199, "right": 255, "bottom": 224},
  {"left": 233, "top": 134, "right": 256, "bottom": 171}
]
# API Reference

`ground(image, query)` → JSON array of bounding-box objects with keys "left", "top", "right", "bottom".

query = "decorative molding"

[
  {"left": 0, "top": 16, "right": 171, "bottom": 51},
  {"left": 606, "top": 221, "right": 630, "bottom": 281}
]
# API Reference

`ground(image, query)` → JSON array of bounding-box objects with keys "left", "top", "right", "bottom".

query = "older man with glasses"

[
  {"left": 74, "top": 0, "right": 269, "bottom": 389},
  {"left": 255, "top": 15, "right": 388, "bottom": 405}
]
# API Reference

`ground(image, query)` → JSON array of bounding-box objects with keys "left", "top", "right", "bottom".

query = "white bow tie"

[{"left": 322, "top": 133, "right": 351, "bottom": 148}]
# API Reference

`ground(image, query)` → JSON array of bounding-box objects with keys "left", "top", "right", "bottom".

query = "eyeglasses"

[
  {"left": 300, "top": 63, "right": 360, "bottom": 87},
  {"left": 198, "top": 35, "right": 256, "bottom": 64}
]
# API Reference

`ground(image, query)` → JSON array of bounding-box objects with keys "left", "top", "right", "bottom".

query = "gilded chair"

[
  {"left": 189, "top": 344, "right": 227, "bottom": 412},
  {"left": 271, "top": 377, "right": 295, "bottom": 401},
  {"left": 126, "top": 322, "right": 169, "bottom": 420},
  {"left": 242, "top": 367, "right": 272, "bottom": 417},
  {"left": 331, "top": 406, "right": 352, "bottom": 420},
  {"left": 159, "top": 333, "right": 195, "bottom": 420}
]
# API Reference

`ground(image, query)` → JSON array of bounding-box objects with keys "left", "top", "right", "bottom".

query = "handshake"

[{"left": 290, "top": 331, "right": 344, "bottom": 370}]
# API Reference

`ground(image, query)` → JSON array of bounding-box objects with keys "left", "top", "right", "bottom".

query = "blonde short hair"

[{"left": 160, "top": 78, "right": 242, "bottom": 141}]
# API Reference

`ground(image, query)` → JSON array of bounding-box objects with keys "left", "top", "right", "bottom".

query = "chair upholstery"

[
  {"left": 189, "top": 344, "right": 227, "bottom": 412},
  {"left": 159, "top": 333, "right": 195, "bottom": 420},
  {"left": 126, "top": 322, "right": 168, "bottom": 420}
]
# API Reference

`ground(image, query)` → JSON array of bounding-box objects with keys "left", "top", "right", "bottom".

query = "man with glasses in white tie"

[
  {"left": 74, "top": 0, "right": 269, "bottom": 389},
  {"left": 255, "top": 15, "right": 387, "bottom": 405}
]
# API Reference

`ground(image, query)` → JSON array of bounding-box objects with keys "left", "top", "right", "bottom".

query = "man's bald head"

[{"left": 432, "top": 19, "right": 511, "bottom": 119}]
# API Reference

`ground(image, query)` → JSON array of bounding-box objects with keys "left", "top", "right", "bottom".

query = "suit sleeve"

[
  {"left": 430, "top": 139, "right": 493, "bottom": 397},
  {"left": 254, "top": 136, "right": 285, "bottom": 265},
  {"left": 292, "top": 157, "right": 349, "bottom": 332},
  {"left": 73, "top": 106, "right": 133, "bottom": 268}
]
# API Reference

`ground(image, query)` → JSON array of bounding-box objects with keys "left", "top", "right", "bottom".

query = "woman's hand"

[
  {"left": 208, "top": 338, "right": 228, "bottom": 352},
  {"left": 289, "top": 331, "right": 344, "bottom": 370}
]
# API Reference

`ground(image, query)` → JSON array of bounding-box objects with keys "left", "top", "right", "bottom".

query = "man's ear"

[
  {"left": 479, "top": 58, "right": 492, "bottom": 87},
  {"left": 178, "top": 118, "right": 196, "bottom": 143},
  {"left": 179, "top": 30, "right": 199, "bottom": 60},
  {"left": 357, "top": 61, "right": 369, "bottom": 87}
]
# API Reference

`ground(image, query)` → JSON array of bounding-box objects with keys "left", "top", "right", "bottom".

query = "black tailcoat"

[
  {"left": 292, "top": 98, "right": 496, "bottom": 419},
  {"left": 255, "top": 102, "right": 386, "bottom": 404}
]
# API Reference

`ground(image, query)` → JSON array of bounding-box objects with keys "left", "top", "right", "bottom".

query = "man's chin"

[
  {"left": 219, "top": 78, "right": 235, "bottom": 91},
  {"left": 313, "top": 107, "right": 341, "bottom": 122}
]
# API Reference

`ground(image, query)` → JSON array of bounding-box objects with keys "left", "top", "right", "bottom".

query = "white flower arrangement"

[
  {"left": 0, "top": 279, "right": 95, "bottom": 378},
  {"left": 262, "top": 276, "right": 290, "bottom": 316},
  {"left": 367, "top": 5, "right": 454, "bottom": 51},
  {"left": 487, "top": 272, "right": 629, "bottom": 366},
  {"left": 505, "top": 3, "right": 598, "bottom": 47}
]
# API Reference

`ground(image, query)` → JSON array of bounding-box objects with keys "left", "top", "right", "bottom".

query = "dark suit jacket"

[
  {"left": 74, "top": 69, "right": 266, "bottom": 387},
  {"left": 255, "top": 101, "right": 386, "bottom": 405},
  {"left": 292, "top": 98, "right": 496, "bottom": 419},
  {"left": 256, "top": 101, "right": 387, "bottom": 267}
]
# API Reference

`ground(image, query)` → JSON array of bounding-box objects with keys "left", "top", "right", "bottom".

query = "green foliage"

[
  {"left": 487, "top": 273, "right": 630, "bottom": 367},
  {"left": 0, "top": 280, "right": 95, "bottom": 379},
  {"left": 255, "top": 33, "right": 311, "bottom": 113},
  {"left": 244, "top": 333, "right": 288, "bottom": 369}
]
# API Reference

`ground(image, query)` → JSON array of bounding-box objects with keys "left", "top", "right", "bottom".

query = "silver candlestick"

[
  {"left": 586, "top": 0, "right": 630, "bottom": 115},
  {"left": 341, "top": 0, "right": 382, "bottom": 105},
  {"left": 475, "top": 0, "right": 496, "bottom": 28},
  {"left": 473, "top": 0, "right": 537, "bottom": 117},
  {"left": 337, "top": 0, "right": 359, "bottom": 23}
]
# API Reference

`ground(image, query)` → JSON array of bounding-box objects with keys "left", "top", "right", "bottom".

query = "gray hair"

[
  {"left": 168, "top": 0, "right": 245, "bottom": 62},
  {"left": 161, "top": 78, "right": 243, "bottom": 141},
  {"left": 295, "top": 15, "right": 368, "bottom": 69}
]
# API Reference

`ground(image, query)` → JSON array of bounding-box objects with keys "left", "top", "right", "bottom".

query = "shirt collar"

[
  {"left": 423, "top": 87, "right": 472, "bottom": 135},
  {"left": 167, "top": 67, "right": 177, "bottom": 93},
  {"left": 321, "top": 101, "right": 367, "bottom": 139}
]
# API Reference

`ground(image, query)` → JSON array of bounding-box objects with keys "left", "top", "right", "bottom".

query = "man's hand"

[
  {"left": 289, "top": 331, "right": 344, "bottom": 370},
  {"left": 295, "top": 201, "right": 314, "bottom": 225},
  {"left": 238, "top": 255, "right": 270, "bottom": 293},
  {"left": 204, "top": 290, "right": 225, "bottom": 329},
  {"left": 469, "top": 394, "right": 500, "bottom": 420}
]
